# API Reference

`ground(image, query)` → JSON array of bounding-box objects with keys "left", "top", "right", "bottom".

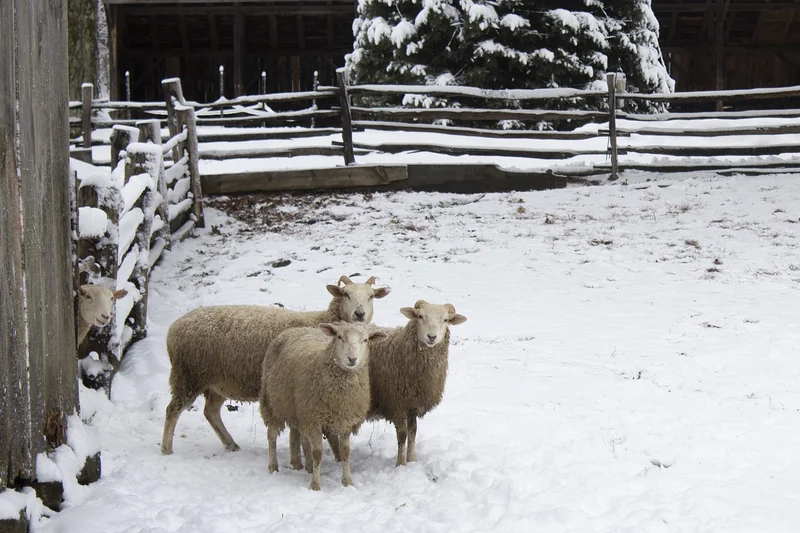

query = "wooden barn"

[
  {"left": 654, "top": 0, "right": 800, "bottom": 92},
  {"left": 104, "top": 0, "right": 356, "bottom": 102}
]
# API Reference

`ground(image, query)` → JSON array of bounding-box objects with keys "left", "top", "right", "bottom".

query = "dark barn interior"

[
  {"left": 105, "top": 0, "right": 356, "bottom": 102},
  {"left": 654, "top": 0, "right": 800, "bottom": 93},
  {"left": 103, "top": 0, "right": 800, "bottom": 103}
]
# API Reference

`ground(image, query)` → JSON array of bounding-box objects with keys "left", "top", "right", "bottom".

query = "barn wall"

[
  {"left": 669, "top": 48, "right": 800, "bottom": 92},
  {"left": 68, "top": 0, "right": 98, "bottom": 100},
  {"left": 1, "top": 0, "right": 79, "bottom": 488}
]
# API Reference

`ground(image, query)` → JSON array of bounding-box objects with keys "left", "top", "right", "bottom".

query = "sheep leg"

[
  {"left": 203, "top": 390, "right": 240, "bottom": 452},
  {"left": 289, "top": 427, "right": 304, "bottom": 470},
  {"left": 301, "top": 435, "right": 314, "bottom": 474},
  {"left": 267, "top": 424, "right": 280, "bottom": 473},
  {"left": 407, "top": 413, "right": 418, "bottom": 463},
  {"left": 161, "top": 393, "right": 196, "bottom": 455},
  {"left": 394, "top": 417, "right": 408, "bottom": 467},
  {"left": 307, "top": 428, "right": 324, "bottom": 491},
  {"left": 325, "top": 431, "right": 342, "bottom": 462},
  {"left": 340, "top": 432, "right": 353, "bottom": 487}
]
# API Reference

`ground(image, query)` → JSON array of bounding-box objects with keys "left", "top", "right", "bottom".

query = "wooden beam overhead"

[
  {"left": 122, "top": 49, "right": 349, "bottom": 59},
  {"left": 108, "top": 0, "right": 354, "bottom": 4},
  {"left": 655, "top": 2, "right": 800, "bottom": 12},
  {"left": 120, "top": 4, "right": 355, "bottom": 16}
]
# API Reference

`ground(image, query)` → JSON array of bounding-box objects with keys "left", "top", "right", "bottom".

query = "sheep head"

[
  {"left": 77, "top": 285, "right": 128, "bottom": 329},
  {"left": 319, "top": 322, "right": 388, "bottom": 371},
  {"left": 399, "top": 300, "right": 467, "bottom": 348},
  {"left": 326, "top": 275, "right": 391, "bottom": 323}
]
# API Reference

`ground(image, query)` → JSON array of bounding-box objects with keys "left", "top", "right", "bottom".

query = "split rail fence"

[
  {"left": 73, "top": 94, "right": 204, "bottom": 390},
  {"left": 70, "top": 71, "right": 800, "bottom": 184}
]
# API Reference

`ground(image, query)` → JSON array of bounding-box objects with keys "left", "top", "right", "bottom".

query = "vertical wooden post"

[
  {"left": 109, "top": 125, "right": 140, "bottom": 171},
  {"left": 336, "top": 68, "right": 355, "bottom": 166},
  {"left": 161, "top": 77, "right": 186, "bottom": 163},
  {"left": 234, "top": 5, "right": 245, "bottom": 97},
  {"left": 125, "top": 71, "right": 131, "bottom": 101},
  {"left": 606, "top": 72, "right": 619, "bottom": 182},
  {"left": 715, "top": 0, "right": 725, "bottom": 111},
  {"left": 311, "top": 69, "right": 319, "bottom": 128},
  {"left": 176, "top": 105, "right": 205, "bottom": 228},
  {"left": 136, "top": 119, "right": 172, "bottom": 252},
  {"left": 81, "top": 83, "right": 93, "bottom": 149}
]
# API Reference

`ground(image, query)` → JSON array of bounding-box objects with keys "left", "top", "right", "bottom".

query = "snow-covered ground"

[{"left": 39, "top": 172, "right": 800, "bottom": 532}]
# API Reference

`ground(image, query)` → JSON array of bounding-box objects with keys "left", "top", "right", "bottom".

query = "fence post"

[
  {"left": 336, "top": 68, "right": 356, "bottom": 166},
  {"left": 125, "top": 70, "right": 132, "bottom": 120},
  {"left": 615, "top": 72, "right": 626, "bottom": 111},
  {"left": 123, "top": 144, "right": 157, "bottom": 344},
  {"left": 311, "top": 70, "right": 319, "bottom": 128},
  {"left": 161, "top": 78, "right": 187, "bottom": 163},
  {"left": 110, "top": 125, "right": 140, "bottom": 172},
  {"left": 81, "top": 83, "right": 93, "bottom": 149},
  {"left": 176, "top": 105, "right": 205, "bottom": 228},
  {"left": 606, "top": 72, "right": 619, "bottom": 182},
  {"left": 219, "top": 65, "right": 225, "bottom": 118},
  {"left": 136, "top": 119, "right": 172, "bottom": 252}
]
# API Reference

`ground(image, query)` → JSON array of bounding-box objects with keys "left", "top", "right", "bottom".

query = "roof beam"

[
  {"left": 119, "top": 4, "right": 355, "bottom": 15},
  {"left": 655, "top": 2, "right": 800, "bottom": 12}
]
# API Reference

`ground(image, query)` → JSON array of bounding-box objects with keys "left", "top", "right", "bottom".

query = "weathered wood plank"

[
  {"left": 162, "top": 78, "right": 187, "bottom": 163},
  {"left": 176, "top": 106, "right": 205, "bottom": 227},
  {"left": 612, "top": 124, "right": 800, "bottom": 137},
  {"left": 333, "top": 140, "right": 607, "bottom": 159},
  {"left": 202, "top": 165, "right": 409, "bottom": 193},
  {"left": 350, "top": 106, "right": 608, "bottom": 122},
  {"left": 199, "top": 146, "right": 368, "bottom": 160},
  {"left": 0, "top": 0, "right": 32, "bottom": 488},
  {"left": 353, "top": 120, "right": 602, "bottom": 140},
  {"left": 82, "top": 83, "right": 93, "bottom": 149},
  {"left": 16, "top": 0, "right": 77, "bottom": 455},
  {"left": 196, "top": 127, "right": 340, "bottom": 142},
  {"left": 347, "top": 84, "right": 607, "bottom": 101},
  {"left": 607, "top": 73, "right": 619, "bottom": 181}
]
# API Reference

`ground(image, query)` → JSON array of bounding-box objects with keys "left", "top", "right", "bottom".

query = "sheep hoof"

[
  {"left": 291, "top": 461, "right": 304, "bottom": 470},
  {"left": 310, "top": 481, "right": 321, "bottom": 491},
  {"left": 268, "top": 462, "right": 279, "bottom": 474},
  {"left": 161, "top": 446, "right": 173, "bottom": 456},
  {"left": 226, "top": 443, "right": 241, "bottom": 452},
  {"left": 342, "top": 477, "right": 353, "bottom": 487},
  {"left": 396, "top": 459, "right": 407, "bottom": 467}
]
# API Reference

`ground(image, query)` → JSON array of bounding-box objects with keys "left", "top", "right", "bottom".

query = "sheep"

[
  {"left": 260, "top": 322, "right": 388, "bottom": 491},
  {"left": 160, "top": 275, "right": 390, "bottom": 456},
  {"left": 363, "top": 300, "right": 466, "bottom": 467},
  {"left": 76, "top": 285, "right": 129, "bottom": 345}
]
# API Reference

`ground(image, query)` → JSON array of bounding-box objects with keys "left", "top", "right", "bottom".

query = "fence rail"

[{"left": 70, "top": 72, "right": 800, "bottom": 183}]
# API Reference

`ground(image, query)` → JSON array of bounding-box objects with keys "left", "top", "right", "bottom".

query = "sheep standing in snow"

[
  {"left": 362, "top": 300, "right": 466, "bottom": 467},
  {"left": 76, "top": 285, "right": 129, "bottom": 345},
  {"left": 161, "top": 275, "right": 390, "bottom": 456},
  {"left": 260, "top": 322, "right": 388, "bottom": 490}
]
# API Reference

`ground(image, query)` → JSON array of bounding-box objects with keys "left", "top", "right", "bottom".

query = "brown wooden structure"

[
  {"left": 655, "top": 0, "right": 800, "bottom": 93},
  {"left": 105, "top": 0, "right": 356, "bottom": 102},
  {"left": 1, "top": 0, "right": 80, "bottom": 512}
]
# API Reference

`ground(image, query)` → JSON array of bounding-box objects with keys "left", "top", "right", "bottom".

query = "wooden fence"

[
  {"left": 74, "top": 98, "right": 204, "bottom": 390},
  {"left": 70, "top": 70, "right": 800, "bottom": 187}
]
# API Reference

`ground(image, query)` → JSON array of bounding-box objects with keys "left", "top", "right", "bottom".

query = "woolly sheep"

[
  {"left": 160, "top": 275, "right": 390, "bottom": 456},
  {"left": 260, "top": 322, "right": 388, "bottom": 491},
  {"left": 76, "top": 285, "right": 128, "bottom": 345}
]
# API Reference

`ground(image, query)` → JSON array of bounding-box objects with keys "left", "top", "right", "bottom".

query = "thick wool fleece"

[
  {"left": 260, "top": 327, "right": 370, "bottom": 436},
  {"left": 367, "top": 320, "right": 450, "bottom": 422},
  {"left": 166, "top": 298, "right": 342, "bottom": 401}
]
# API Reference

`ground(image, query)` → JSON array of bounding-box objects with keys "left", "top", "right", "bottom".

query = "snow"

[
  {"left": 38, "top": 173, "right": 800, "bottom": 532},
  {"left": 77, "top": 207, "right": 108, "bottom": 239},
  {"left": 168, "top": 198, "right": 193, "bottom": 222},
  {"left": 118, "top": 207, "right": 144, "bottom": 258},
  {"left": 0, "top": 487, "right": 42, "bottom": 521},
  {"left": 35, "top": 454, "right": 63, "bottom": 483},
  {"left": 391, "top": 19, "right": 416, "bottom": 48},
  {"left": 168, "top": 177, "right": 192, "bottom": 204},
  {"left": 120, "top": 173, "right": 154, "bottom": 216}
]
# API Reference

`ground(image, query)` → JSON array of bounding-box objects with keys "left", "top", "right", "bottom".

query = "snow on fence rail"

[
  {"left": 74, "top": 111, "right": 204, "bottom": 390},
  {"left": 70, "top": 73, "right": 800, "bottom": 183}
]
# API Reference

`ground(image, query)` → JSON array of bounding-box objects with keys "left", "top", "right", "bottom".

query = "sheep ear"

[
  {"left": 369, "top": 330, "right": 389, "bottom": 343},
  {"left": 326, "top": 284, "right": 342, "bottom": 297},
  {"left": 373, "top": 286, "right": 390, "bottom": 299},
  {"left": 319, "top": 323, "right": 338, "bottom": 337},
  {"left": 449, "top": 314, "right": 467, "bottom": 326},
  {"left": 112, "top": 289, "right": 128, "bottom": 300},
  {"left": 399, "top": 307, "right": 417, "bottom": 320}
]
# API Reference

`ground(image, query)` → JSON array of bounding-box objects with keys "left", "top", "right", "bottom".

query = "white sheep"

[
  {"left": 76, "top": 285, "right": 129, "bottom": 345},
  {"left": 260, "top": 322, "right": 388, "bottom": 490},
  {"left": 288, "top": 300, "right": 467, "bottom": 469},
  {"left": 161, "top": 275, "right": 390, "bottom": 455}
]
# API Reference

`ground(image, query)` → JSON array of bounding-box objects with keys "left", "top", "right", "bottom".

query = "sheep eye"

[
  {"left": 369, "top": 295, "right": 374, "bottom": 300},
  {"left": 362, "top": 339, "right": 368, "bottom": 343},
  {"left": 444, "top": 318, "right": 449, "bottom": 323},
  {"left": 344, "top": 293, "right": 351, "bottom": 299},
  {"left": 86, "top": 295, "right": 93, "bottom": 301},
  {"left": 337, "top": 336, "right": 344, "bottom": 342}
]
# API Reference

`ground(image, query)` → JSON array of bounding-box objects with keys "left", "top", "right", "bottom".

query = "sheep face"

[
  {"left": 78, "top": 285, "right": 128, "bottom": 329},
  {"left": 399, "top": 301, "right": 467, "bottom": 348},
  {"left": 326, "top": 275, "right": 390, "bottom": 323},
  {"left": 320, "top": 323, "right": 389, "bottom": 370}
]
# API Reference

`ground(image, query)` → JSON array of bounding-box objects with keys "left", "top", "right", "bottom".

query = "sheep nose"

[
  {"left": 354, "top": 310, "right": 365, "bottom": 321},
  {"left": 427, "top": 334, "right": 437, "bottom": 343},
  {"left": 347, "top": 357, "right": 357, "bottom": 366},
  {"left": 101, "top": 314, "right": 110, "bottom": 321}
]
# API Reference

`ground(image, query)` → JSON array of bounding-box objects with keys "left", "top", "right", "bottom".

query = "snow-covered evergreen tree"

[{"left": 592, "top": 0, "right": 674, "bottom": 111}]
